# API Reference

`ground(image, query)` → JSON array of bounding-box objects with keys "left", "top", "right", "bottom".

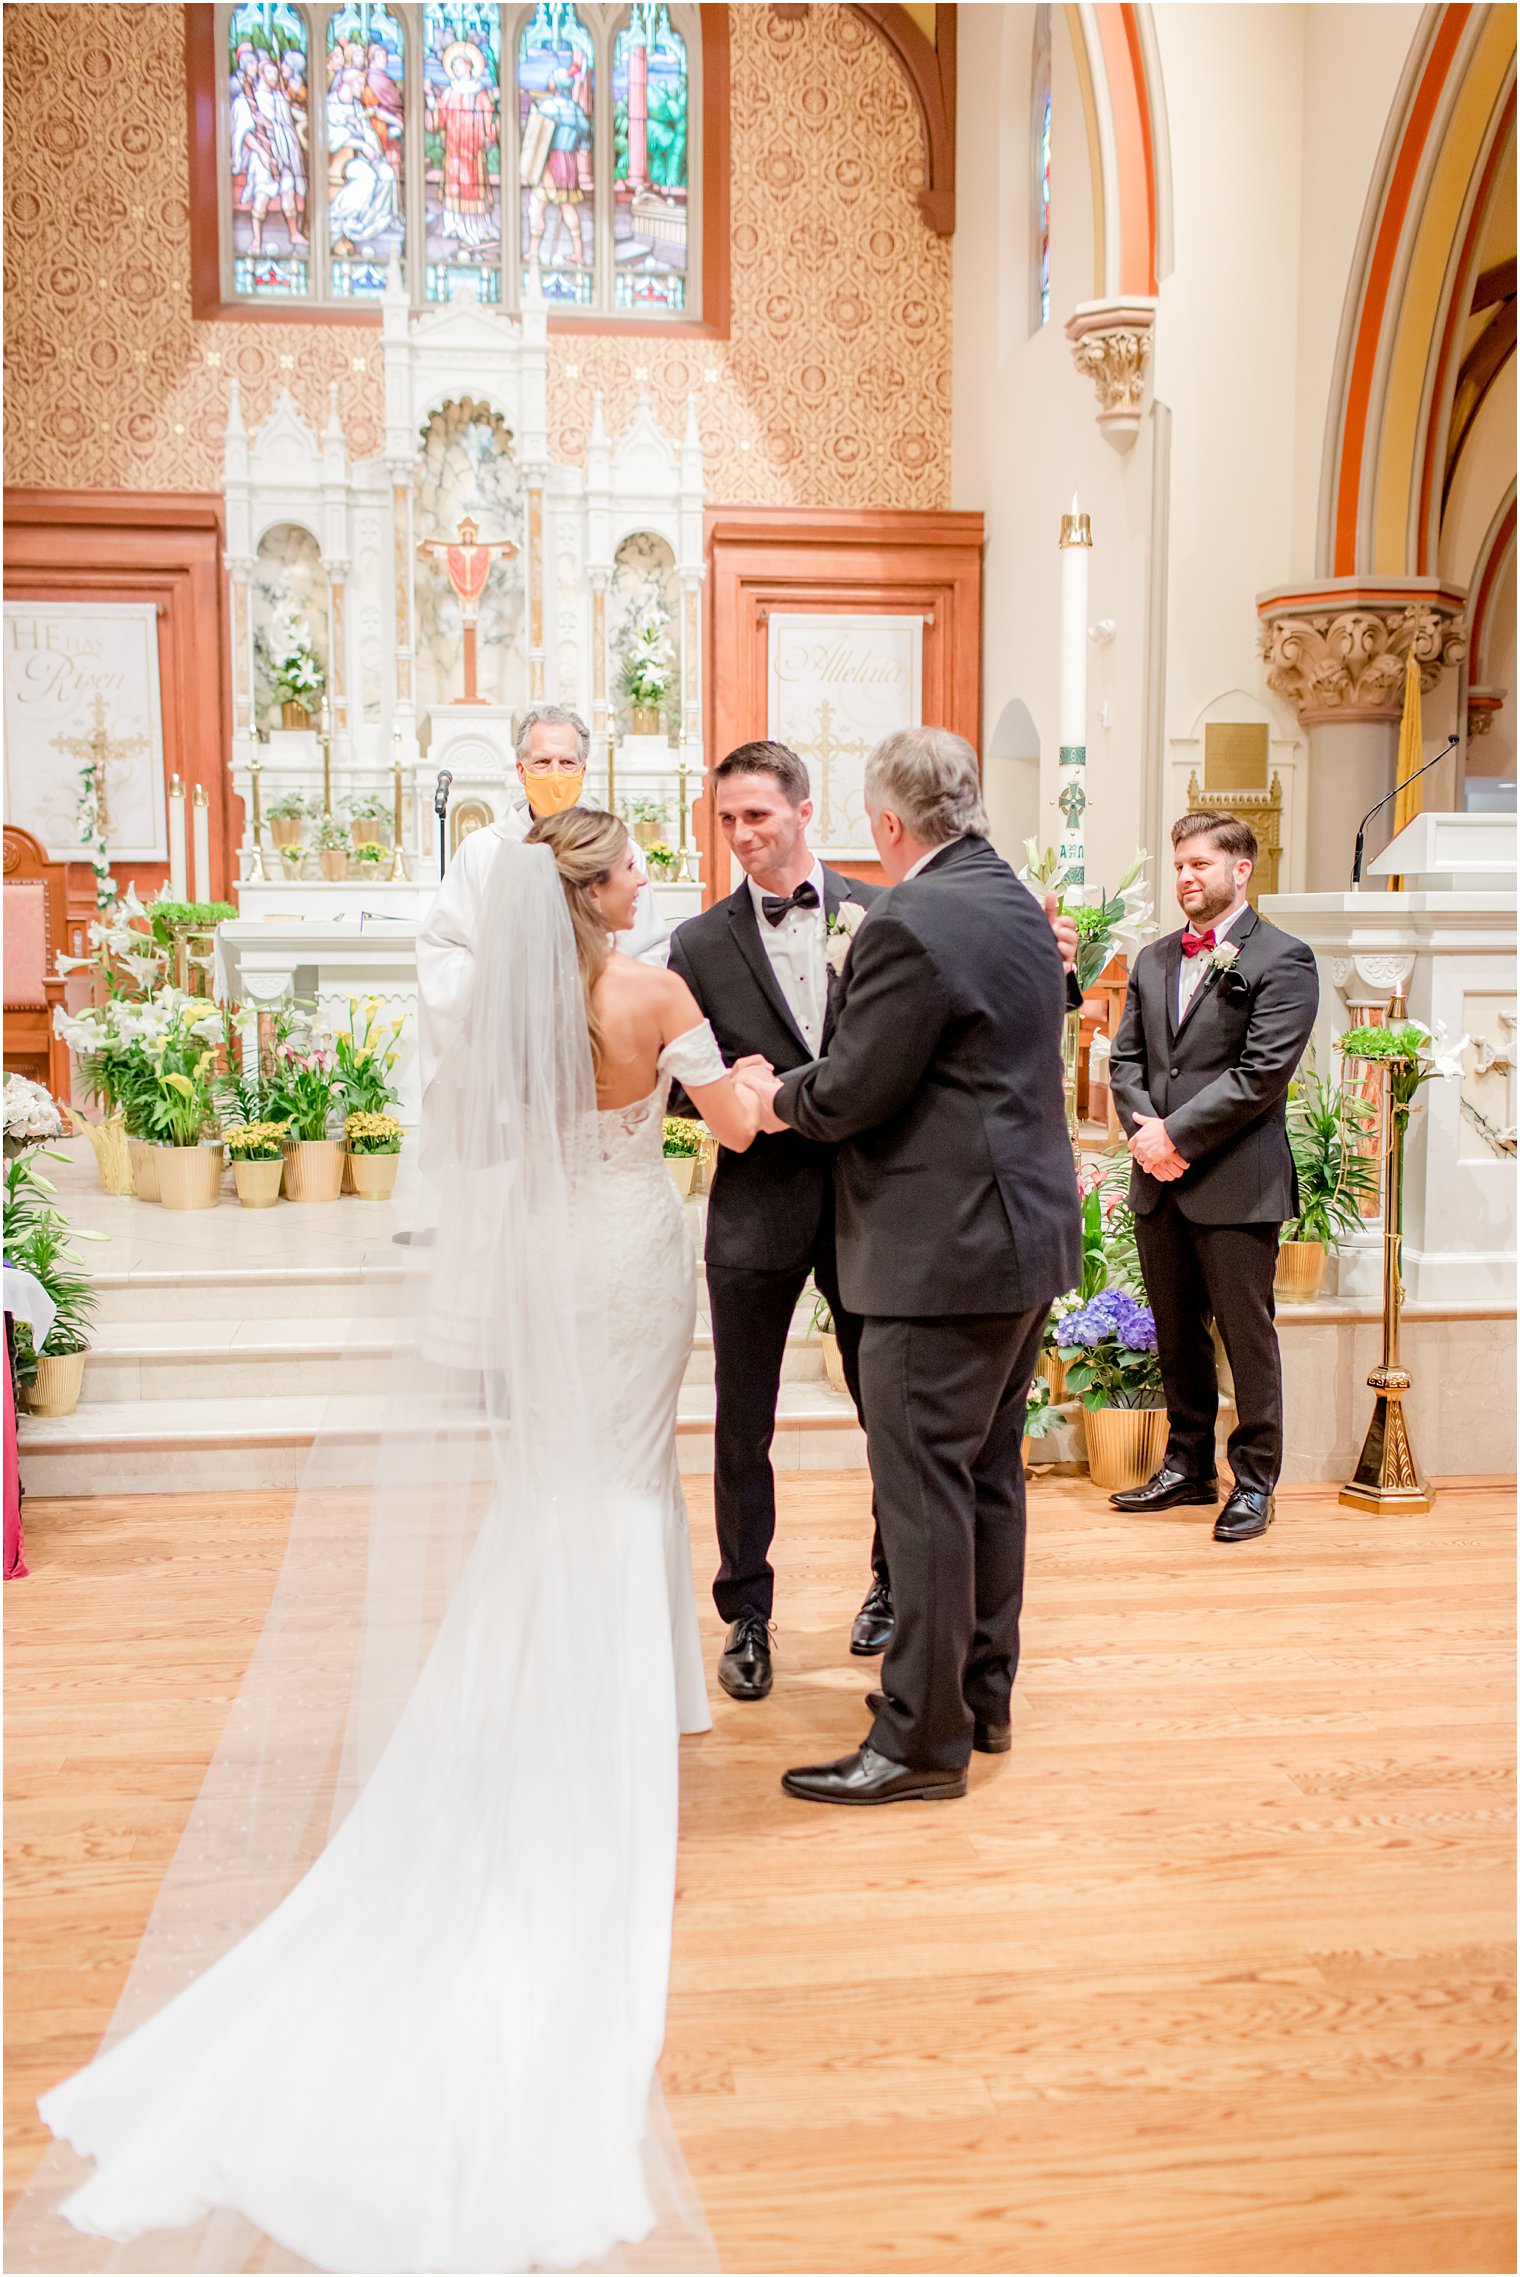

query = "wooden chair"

[{"left": 3, "top": 827, "right": 71, "bottom": 1103}]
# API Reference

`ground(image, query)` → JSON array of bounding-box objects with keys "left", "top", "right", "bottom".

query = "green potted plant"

[
  {"left": 344, "top": 1110, "right": 404, "bottom": 1200},
  {"left": 1057, "top": 1287, "right": 1168, "bottom": 1494},
  {"left": 342, "top": 791, "right": 392, "bottom": 849},
  {"left": 352, "top": 840, "right": 388, "bottom": 874},
  {"left": 267, "top": 790, "right": 310, "bottom": 850},
  {"left": 624, "top": 795, "right": 669, "bottom": 851},
  {"left": 224, "top": 1119, "right": 292, "bottom": 1209},
  {"left": 6, "top": 1153, "right": 106, "bottom": 1418},
  {"left": 260, "top": 604, "right": 324, "bottom": 729},
  {"left": 662, "top": 1112, "right": 704, "bottom": 1198},
  {"left": 146, "top": 1042, "right": 223, "bottom": 1212},
  {"left": 643, "top": 840, "right": 680, "bottom": 881},
  {"left": 807, "top": 1286, "right": 848, "bottom": 1396},
  {"left": 619, "top": 602, "right": 676, "bottom": 736},
  {"left": 1278, "top": 1073, "right": 1380, "bottom": 1301},
  {"left": 311, "top": 816, "right": 352, "bottom": 882},
  {"left": 1021, "top": 1373, "right": 1065, "bottom": 1465},
  {"left": 267, "top": 1040, "right": 344, "bottom": 1201}
]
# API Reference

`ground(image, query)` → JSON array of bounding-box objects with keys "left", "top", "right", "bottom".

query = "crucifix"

[
  {"left": 792, "top": 698, "right": 870, "bottom": 843},
  {"left": 416, "top": 515, "right": 519, "bottom": 705},
  {"left": 50, "top": 693, "right": 150, "bottom": 842}
]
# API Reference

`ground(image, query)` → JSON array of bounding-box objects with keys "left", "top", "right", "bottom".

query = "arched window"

[
  {"left": 213, "top": 1, "right": 702, "bottom": 320},
  {"left": 1030, "top": 2, "right": 1051, "bottom": 334}
]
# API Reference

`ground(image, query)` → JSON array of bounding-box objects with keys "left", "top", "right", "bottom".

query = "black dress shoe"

[
  {"left": 781, "top": 1742, "right": 966, "bottom": 1806},
  {"left": 849, "top": 1577, "right": 895, "bottom": 1656},
  {"left": 718, "top": 1612, "right": 773, "bottom": 1701},
  {"left": 1109, "top": 1465, "right": 1219, "bottom": 1512},
  {"left": 973, "top": 1719, "right": 1012, "bottom": 1754},
  {"left": 1213, "top": 1487, "right": 1274, "bottom": 1541}
]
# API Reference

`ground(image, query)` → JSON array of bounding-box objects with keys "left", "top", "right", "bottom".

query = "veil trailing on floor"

[{"left": 7, "top": 842, "right": 714, "bottom": 2274}]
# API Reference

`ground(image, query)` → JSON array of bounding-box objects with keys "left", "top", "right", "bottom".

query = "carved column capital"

[
  {"left": 1255, "top": 581, "right": 1468, "bottom": 724},
  {"left": 1064, "top": 299, "right": 1156, "bottom": 450},
  {"left": 1467, "top": 685, "right": 1506, "bottom": 737}
]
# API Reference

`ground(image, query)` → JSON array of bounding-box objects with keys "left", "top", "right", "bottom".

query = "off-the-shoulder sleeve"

[{"left": 658, "top": 1018, "right": 727, "bottom": 1089}]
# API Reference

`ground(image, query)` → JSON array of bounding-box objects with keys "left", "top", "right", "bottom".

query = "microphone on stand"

[
  {"left": 433, "top": 769, "right": 453, "bottom": 877},
  {"left": 1350, "top": 732, "right": 1459, "bottom": 889}
]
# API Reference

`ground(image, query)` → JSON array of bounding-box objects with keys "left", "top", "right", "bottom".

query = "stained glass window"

[
  {"left": 228, "top": 2, "right": 313, "bottom": 298},
  {"left": 1039, "top": 92, "right": 1051, "bottom": 328},
  {"left": 517, "top": 2, "right": 596, "bottom": 309},
  {"left": 326, "top": 2, "right": 407, "bottom": 295},
  {"left": 612, "top": 4, "right": 687, "bottom": 312},
  {"left": 423, "top": 3, "right": 502, "bottom": 301}
]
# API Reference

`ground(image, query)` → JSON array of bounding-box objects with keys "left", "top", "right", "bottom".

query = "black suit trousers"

[
  {"left": 706, "top": 1204, "right": 885, "bottom": 1623},
  {"left": 1135, "top": 1195, "right": 1283, "bottom": 1493},
  {"left": 861, "top": 1306, "right": 1046, "bottom": 1773}
]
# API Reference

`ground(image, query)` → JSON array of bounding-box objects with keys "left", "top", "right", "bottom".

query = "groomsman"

[{"left": 1108, "top": 812, "right": 1319, "bottom": 1541}]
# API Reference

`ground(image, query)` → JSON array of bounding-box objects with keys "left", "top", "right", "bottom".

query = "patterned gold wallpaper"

[{"left": 3, "top": 5, "right": 950, "bottom": 508}]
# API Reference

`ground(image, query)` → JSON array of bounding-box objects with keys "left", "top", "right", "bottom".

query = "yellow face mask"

[{"left": 522, "top": 769, "right": 586, "bottom": 818}]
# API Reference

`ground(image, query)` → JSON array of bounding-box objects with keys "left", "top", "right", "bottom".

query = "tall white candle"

[
  {"left": 168, "top": 775, "right": 188, "bottom": 901},
  {"left": 192, "top": 785, "right": 211, "bottom": 905},
  {"left": 1057, "top": 495, "right": 1092, "bottom": 887}
]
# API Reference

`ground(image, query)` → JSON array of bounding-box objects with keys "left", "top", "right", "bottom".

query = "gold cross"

[
  {"left": 50, "top": 693, "right": 150, "bottom": 842},
  {"left": 791, "top": 699, "right": 871, "bottom": 842}
]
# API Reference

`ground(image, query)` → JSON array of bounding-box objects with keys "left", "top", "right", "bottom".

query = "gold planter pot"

[
  {"left": 126, "top": 1137, "right": 162, "bottom": 1203},
  {"left": 27, "top": 1348, "right": 88, "bottom": 1418},
  {"left": 1085, "top": 1405, "right": 1170, "bottom": 1494},
  {"left": 631, "top": 705, "right": 663, "bottom": 736},
  {"left": 63, "top": 1106, "right": 134, "bottom": 1196},
  {"left": 819, "top": 1330, "right": 848, "bottom": 1397},
  {"left": 348, "top": 1149, "right": 400, "bottom": 1200},
  {"left": 319, "top": 849, "right": 350, "bottom": 882},
  {"left": 282, "top": 1138, "right": 345, "bottom": 1203},
  {"left": 1038, "top": 1348, "right": 1067, "bottom": 1404},
  {"left": 633, "top": 819, "right": 664, "bottom": 849},
  {"left": 158, "top": 1142, "right": 225, "bottom": 1212},
  {"left": 666, "top": 1154, "right": 698, "bottom": 1197},
  {"left": 233, "top": 1157, "right": 284, "bottom": 1208},
  {"left": 1275, "top": 1238, "right": 1327, "bottom": 1303},
  {"left": 349, "top": 819, "right": 387, "bottom": 847},
  {"left": 280, "top": 701, "right": 311, "bottom": 730},
  {"left": 269, "top": 816, "right": 304, "bottom": 849}
]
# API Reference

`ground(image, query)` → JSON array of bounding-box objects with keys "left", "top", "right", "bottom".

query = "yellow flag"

[{"left": 1393, "top": 649, "right": 1424, "bottom": 837}]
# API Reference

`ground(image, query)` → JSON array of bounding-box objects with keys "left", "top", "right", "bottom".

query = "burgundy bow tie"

[{"left": 1181, "top": 927, "right": 1216, "bottom": 959}]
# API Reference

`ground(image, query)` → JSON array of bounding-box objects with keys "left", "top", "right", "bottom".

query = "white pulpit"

[{"left": 1262, "top": 811, "right": 1516, "bottom": 1304}]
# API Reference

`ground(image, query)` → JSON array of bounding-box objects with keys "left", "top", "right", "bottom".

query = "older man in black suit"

[
  {"left": 741, "top": 727, "right": 1081, "bottom": 1804},
  {"left": 1108, "top": 811, "right": 1319, "bottom": 1542}
]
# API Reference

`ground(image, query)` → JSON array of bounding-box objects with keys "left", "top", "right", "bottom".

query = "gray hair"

[
  {"left": 864, "top": 725, "right": 988, "bottom": 845},
  {"left": 515, "top": 702, "right": 590, "bottom": 766}
]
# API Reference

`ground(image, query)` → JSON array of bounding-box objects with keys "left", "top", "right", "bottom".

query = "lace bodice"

[{"left": 594, "top": 1019, "right": 726, "bottom": 1168}]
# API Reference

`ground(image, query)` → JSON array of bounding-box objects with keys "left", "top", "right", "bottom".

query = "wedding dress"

[{"left": 10, "top": 843, "right": 719, "bottom": 2275}]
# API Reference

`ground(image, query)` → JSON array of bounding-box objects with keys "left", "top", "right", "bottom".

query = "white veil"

[{"left": 7, "top": 840, "right": 714, "bottom": 2274}]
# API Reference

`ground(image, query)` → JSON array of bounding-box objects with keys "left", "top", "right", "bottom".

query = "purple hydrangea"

[{"left": 1058, "top": 1287, "right": 1157, "bottom": 1352}]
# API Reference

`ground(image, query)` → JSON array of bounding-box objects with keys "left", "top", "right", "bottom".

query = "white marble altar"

[{"left": 1262, "top": 810, "right": 1516, "bottom": 1306}]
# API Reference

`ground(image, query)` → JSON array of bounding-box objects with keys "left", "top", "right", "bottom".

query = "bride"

[{"left": 13, "top": 813, "right": 764, "bottom": 2274}]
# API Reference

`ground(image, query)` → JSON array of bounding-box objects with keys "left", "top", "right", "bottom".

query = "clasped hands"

[
  {"left": 732, "top": 1054, "right": 787, "bottom": 1134},
  {"left": 1129, "top": 1111, "right": 1188, "bottom": 1183}
]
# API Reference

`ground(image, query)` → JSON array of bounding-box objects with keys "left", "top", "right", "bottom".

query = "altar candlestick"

[
  {"left": 192, "top": 785, "right": 211, "bottom": 905},
  {"left": 246, "top": 742, "right": 269, "bottom": 882},
  {"left": 1058, "top": 495, "right": 1092, "bottom": 887},
  {"left": 606, "top": 733, "right": 616, "bottom": 816},
  {"left": 319, "top": 706, "right": 333, "bottom": 819},
  {"left": 168, "top": 774, "right": 188, "bottom": 901},
  {"left": 388, "top": 727, "right": 408, "bottom": 881},
  {"left": 675, "top": 757, "right": 691, "bottom": 883}
]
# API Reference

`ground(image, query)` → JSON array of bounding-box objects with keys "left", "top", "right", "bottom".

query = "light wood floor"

[{"left": 6, "top": 1475, "right": 1515, "bottom": 2272}]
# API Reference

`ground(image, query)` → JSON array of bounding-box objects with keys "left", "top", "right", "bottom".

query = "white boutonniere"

[
  {"left": 1208, "top": 941, "right": 1240, "bottom": 975},
  {"left": 825, "top": 900, "right": 867, "bottom": 979}
]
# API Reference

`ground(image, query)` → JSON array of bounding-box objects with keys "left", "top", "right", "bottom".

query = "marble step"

[
  {"left": 73, "top": 1318, "right": 829, "bottom": 1403},
  {"left": 15, "top": 1380, "right": 867, "bottom": 1498}
]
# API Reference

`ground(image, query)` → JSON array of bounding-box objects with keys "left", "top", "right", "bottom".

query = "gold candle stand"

[
  {"left": 1339, "top": 986, "right": 1433, "bottom": 1515},
  {"left": 319, "top": 701, "right": 333, "bottom": 818},
  {"left": 606, "top": 732, "right": 617, "bottom": 816},
  {"left": 388, "top": 731, "right": 409, "bottom": 881},
  {"left": 245, "top": 738, "right": 269, "bottom": 881},
  {"left": 675, "top": 756, "right": 692, "bottom": 883}
]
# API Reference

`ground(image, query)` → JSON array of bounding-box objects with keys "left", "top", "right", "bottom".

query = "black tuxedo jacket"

[
  {"left": 1109, "top": 906, "right": 1319, "bottom": 1225},
  {"left": 772, "top": 836, "right": 1080, "bottom": 1319},
  {"left": 666, "top": 866, "right": 881, "bottom": 1272}
]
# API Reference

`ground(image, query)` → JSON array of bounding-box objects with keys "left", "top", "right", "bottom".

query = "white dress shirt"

[
  {"left": 1177, "top": 899, "right": 1247, "bottom": 1023},
  {"left": 749, "top": 857, "right": 827, "bottom": 1052}
]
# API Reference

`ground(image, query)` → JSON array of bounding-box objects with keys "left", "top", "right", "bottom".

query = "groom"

[{"left": 744, "top": 727, "right": 1080, "bottom": 1803}]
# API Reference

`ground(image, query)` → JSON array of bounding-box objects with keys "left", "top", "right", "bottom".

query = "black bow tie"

[{"left": 760, "top": 880, "right": 820, "bottom": 927}]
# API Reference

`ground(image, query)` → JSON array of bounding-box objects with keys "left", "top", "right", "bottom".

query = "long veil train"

[{"left": 7, "top": 842, "right": 715, "bottom": 2273}]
